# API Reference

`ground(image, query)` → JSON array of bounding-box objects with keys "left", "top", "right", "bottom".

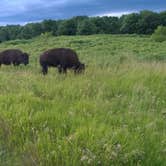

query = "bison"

[
  {"left": 40, "top": 48, "right": 85, "bottom": 75},
  {"left": 0, "top": 49, "right": 29, "bottom": 66}
]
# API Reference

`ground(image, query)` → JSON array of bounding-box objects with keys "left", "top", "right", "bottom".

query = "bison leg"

[
  {"left": 62, "top": 66, "right": 67, "bottom": 74},
  {"left": 13, "top": 62, "right": 20, "bottom": 66},
  {"left": 58, "top": 67, "right": 67, "bottom": 74},
  {"left": 74, "top": 69, "right": 78, "bottom": 74},
  {"left": 58, "top": 65, "right": 67, "bottom": 74},
  {"left": 73, "top": 66, "right": 80, "bottom": 74},
  {"left": 42, "top": 65, "right": 48, "bottom": 75},
  {"left": 58, "top": 66, "right": 63, "bottom": 74}
]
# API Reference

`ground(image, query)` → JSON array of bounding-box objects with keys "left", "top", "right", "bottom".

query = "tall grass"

[{"left": 0, "top": 35, "right": 166, "bottom": 165}]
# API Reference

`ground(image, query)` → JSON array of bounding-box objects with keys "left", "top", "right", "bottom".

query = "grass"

[{"left": 0, "top": 34, "right": 166, "bottom": 165}]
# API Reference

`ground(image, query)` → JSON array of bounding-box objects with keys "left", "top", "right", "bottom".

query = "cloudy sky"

[{"left": 0, "top": 0, "right": 165, "bottom": 25}]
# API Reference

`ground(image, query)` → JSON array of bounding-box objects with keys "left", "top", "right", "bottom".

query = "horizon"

[
  {"left": 0, "top": 10, "right": 166, "bottom": 27},
  {"left": 0, "top": 0, "right": 165, "bottom": 26}
]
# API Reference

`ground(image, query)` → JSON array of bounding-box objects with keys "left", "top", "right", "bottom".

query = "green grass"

[{"left": 0, "top": 34, "right": 166, "bottom": 166}]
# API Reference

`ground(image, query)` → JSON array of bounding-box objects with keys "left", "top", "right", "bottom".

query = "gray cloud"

[{"left": 0, "top": 0, "right": 165, "bottom": 25}]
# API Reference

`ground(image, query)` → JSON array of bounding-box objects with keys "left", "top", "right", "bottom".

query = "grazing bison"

[
  {"left": 0, "top": 49, "right": 29, "bottom": 66},
  {"left": 40, "top": 48, "right": 85, "bottom": 75}
]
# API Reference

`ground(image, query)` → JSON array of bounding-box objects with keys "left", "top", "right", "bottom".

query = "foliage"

[
  {"left": 77, "top": 19, "right": 97, "bottom": 35},
  {"left": 137, "top": 10, "right": 161, "bottom": 34},
  {"left": 57, "top": 19, "right": 77, "bottom": 35},
  {"left": 0, "top": 27, "right": 9, "bottom": 42},
  {"left": 160, "top": 11, "right": 166, "bottom": 26},
  {"left": 0, "top": 10, "right": 166, "bottom": 42},
  {"left": 151, "top": 26, "right": 166, "bottom": 42},
  {"left": 120, "top": 13, "right": 140, "bottom": 33},
  {"left": 92, "top": 16, "right": 120, "bottom": 34}
]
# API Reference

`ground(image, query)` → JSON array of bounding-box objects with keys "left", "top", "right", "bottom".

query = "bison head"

[
  {"left": 22, "top": 52, "right": 29, "bottom": 65},
  {"left": 75, "top": 62, "right": 85, "bottom": 73}
]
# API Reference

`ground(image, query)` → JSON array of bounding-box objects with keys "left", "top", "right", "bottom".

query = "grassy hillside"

[{"left": 0, "top": 34, "right": 166, "bottom": 166}]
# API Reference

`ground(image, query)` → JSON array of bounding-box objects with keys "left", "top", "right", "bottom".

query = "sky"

[{"left": 0, "top": 0, "right": 165, "bottom": 25}]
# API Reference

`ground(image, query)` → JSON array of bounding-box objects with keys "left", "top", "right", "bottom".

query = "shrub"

[{"left": 151, "top": 26, "right": 166, "bottom": 42}]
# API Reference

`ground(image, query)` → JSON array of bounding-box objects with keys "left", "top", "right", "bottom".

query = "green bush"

[{"left": 151, "top": 26, "right": 166, "bottom": 42}]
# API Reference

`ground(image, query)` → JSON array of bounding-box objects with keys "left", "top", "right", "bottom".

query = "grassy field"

[{"left": 0, "top": 34, "right": 166, "bottom": 166}]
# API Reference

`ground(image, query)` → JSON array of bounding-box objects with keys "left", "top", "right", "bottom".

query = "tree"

[
  {"left": 159, "top": 11, "right": 166, "bottom": 26},
  {"left": 91, "top": 16, "right": 120, "bottom": 34},
  {"left": 5, "top": 25, "right": 21, "bottom": 40},
  {"left": 57, "top": 19, "right": 77, "bottom": 35},
  {"left": 0, "top": 27, "right": 9, "bottom": 42},
  {"left": 30, "top": 23, "right": 43, "bottom": 36},
  {"left": 41, "top": 19, "right": 57, "bottom": 35},
  {"left": 0, "top": 10, "right": 166, "bottom": 43},
  {"left": 77, "top": 19, "right": 97, "bottom": 35},
  {"left": 120, "top": 13, "right": 140, "bottom": 34},
  {"left": 19, "top": 25, "right": 33, "bottom": 39},
  {"left": 137, "top": 10, "right": 160, "bottom": 34}
]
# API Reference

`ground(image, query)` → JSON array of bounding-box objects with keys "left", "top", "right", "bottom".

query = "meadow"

[{"left": 0, "top": 34, "right": 166, "bottom": 166}]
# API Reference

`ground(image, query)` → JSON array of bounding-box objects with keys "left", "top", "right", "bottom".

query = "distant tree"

[
  {"left": 0, "top": 27, "right": 9, "bottom": 42},
  {"left": 41, "top": 19, "right": 57, "bottom": 35},
  {"left": 103, "top": 16, "right": 120, "bottom": 34},
  {"left": 91, "top": 16, "right": 120, "bottom": 34},
  {"left": 151, "top": 26, "right": 166, "bottom": 42},
  {"left": 120, "top": 13, "right": 140, "bottom": 34},
  {"left": 77, "top": 19, "right": 97, "bottom": 35},
  {"left": 30, "top": 23, "right": 43, "bottom": 36},
  {"left": 19, "top": 25, "right": 33, "bottom": 39},
  {"left": 159, "top": 11, "right": 166, "bottom": 26},
  {"left": 0, "top": 10, "right": 166, "bottom": 43},
  {"left": 90, "top": 17, "right": 104, "bottom": 34},
  {"left": 57, "top": 19, "right": 77, "bottom": 35},
  {"left": 137, "top": 10, "right": 161, "bottom": 34},
  {"left": 72, "top": 16, "right": 89, "bottom": 25},
  {"left": 5, "top": 25, "right": 21, "bottom": 40},
  {"left": 73, "top": 16, "right": 89, "bottom": 22}
]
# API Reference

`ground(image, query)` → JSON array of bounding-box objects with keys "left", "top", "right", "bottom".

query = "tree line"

[{"left": 0, "top": 10, "right": 166, "bottom": 42}]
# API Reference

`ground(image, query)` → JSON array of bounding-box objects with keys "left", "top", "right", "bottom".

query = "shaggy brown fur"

[
  {"left": 0, "top": 49, "right": 29, "bottom": 66},
  {"left": 40, "top": 48, "right": 85, "bottom": 75}
]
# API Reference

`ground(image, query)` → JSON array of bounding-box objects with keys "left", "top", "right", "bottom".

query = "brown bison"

[
  {"left": 40, "top": 48, "right": 85, "bottom": 75},
  {"left": 0, "top": 49, "right": 29, "bottom": 66}
]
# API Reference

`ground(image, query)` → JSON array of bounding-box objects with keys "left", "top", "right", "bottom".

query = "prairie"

[{"left": 0, "top": 34, "right": 166, "bottom": 165}]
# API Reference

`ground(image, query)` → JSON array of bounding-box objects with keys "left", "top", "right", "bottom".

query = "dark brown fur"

[
  {"left": 0, "top": 49, "right": 29, "bottom": 66},
  {"left": 40, "top": 48, "right": 85, "bottom": 75}
]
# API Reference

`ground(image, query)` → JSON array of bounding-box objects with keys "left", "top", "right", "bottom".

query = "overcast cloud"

[{"left": 0, "top": 0, "right": 165, "bottom": 25}]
